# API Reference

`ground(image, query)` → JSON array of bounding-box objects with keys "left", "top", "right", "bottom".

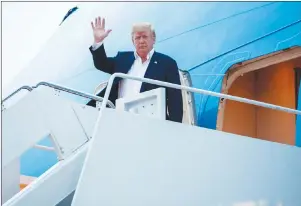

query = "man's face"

[{"left": 132, "top": 29, "right": 155, "bottom": 56}]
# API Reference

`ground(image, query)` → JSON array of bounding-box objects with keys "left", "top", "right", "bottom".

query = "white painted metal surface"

[
  {"left": 3, "top": 143, "right": 89, "bottom": 206},
  {"left": 2, "top": 91, "right": 50, "bottom": 167},
  {"left": 94, "top": 81, "right": 108, "bottom": 95},
  {"left": 116, "top": 88, "right": 166, "bottom": 120},
  {"left": 70, "top": 103, "right": 100, "bottom": 139},
  {"left": 2, "top": 159, "right": 20, "bottom": 203},
  {"left": 72, "top": 109, "right": 301, "bottom": 206},
  {"left": 2, "top": 86, "right": 100, "bottom": 206},
  {"left": 36, "top": 88, "right": 90, "bottom": 159}
]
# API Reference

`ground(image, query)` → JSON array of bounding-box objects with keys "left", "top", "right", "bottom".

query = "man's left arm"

[{"left": 165, "top": 59, "right": 183, "bottom": 123}]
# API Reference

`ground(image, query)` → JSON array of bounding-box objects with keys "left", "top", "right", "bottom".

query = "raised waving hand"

[{"left": 91, "top": 17, "right": 112, "bottom": 43}]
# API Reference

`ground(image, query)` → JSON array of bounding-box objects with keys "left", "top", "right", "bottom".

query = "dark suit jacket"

[{"left": 87, "top": 44, "right": 183, "bottom": 123}]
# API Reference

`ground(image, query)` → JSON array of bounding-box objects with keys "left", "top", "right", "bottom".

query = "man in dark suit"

[{"left": 87, "top": 17, "right": 183, "bottom": 123}]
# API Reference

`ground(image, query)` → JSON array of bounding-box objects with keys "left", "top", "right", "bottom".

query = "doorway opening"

[{"left": 217, "top": 46, "right": 301, "bottom": 145}]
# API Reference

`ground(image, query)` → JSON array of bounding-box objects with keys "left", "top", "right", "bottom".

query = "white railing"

[
  {"left": 33, "top": 81, "right": 115, "bottom": 108},
  {"left": 98, "top": 73, "right": 301, "bottom": 117},
  {"left": 2, "top": 82, "right": 115, "bottom": 108},
  {"left": 2, "top": 86, "right": 32, "bottom": 103}
]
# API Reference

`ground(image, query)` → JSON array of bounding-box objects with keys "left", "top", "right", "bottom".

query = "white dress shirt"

[{"left": 92, "top": 41, "right": 155, "bottom": 99}]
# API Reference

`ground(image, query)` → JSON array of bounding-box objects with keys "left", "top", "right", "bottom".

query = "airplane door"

[{"left": 295, "top": 68, "right": 301, "bottom": 147}]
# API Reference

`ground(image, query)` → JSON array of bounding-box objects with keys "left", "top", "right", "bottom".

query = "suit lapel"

[
  {"left": 115, "top": 52, "right": 135, "bottom": 84},
  {"left": 140, "top": 52, "right": 158, "bottom": 92}
]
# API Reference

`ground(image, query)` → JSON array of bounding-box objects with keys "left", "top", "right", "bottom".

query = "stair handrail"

[
  {"left": 33, "top": 81, "right": 115, "bottom": 108},
  {"left": 99, "top": 73, "right": 301, "bottom": 117},
  {"left": 2, "top": 86, "right": 33, "bottom": 103},
  {"left": 3, "top": 82, "right": 115, "bottom": 108}
]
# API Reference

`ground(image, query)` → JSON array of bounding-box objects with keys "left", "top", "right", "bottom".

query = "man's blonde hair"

[{"left": 131, "top": 22, "right": 156, "bottom": 39}]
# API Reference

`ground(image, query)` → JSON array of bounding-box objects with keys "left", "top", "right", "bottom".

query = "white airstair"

[
  {"left": 2, "top": 73, "right": 301, "bottom": 206},
  {"left": 2, "top": 82, "right": 114, "bottom": 206}
]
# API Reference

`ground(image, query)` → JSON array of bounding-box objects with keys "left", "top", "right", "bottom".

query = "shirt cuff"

[{"left": 91, "top": 41, "right": 103, "bottom": 51}]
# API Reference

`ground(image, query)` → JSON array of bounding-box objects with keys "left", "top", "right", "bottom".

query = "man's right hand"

[{"left": 91, "top": 16, "right": 112, "bottom": 44}]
